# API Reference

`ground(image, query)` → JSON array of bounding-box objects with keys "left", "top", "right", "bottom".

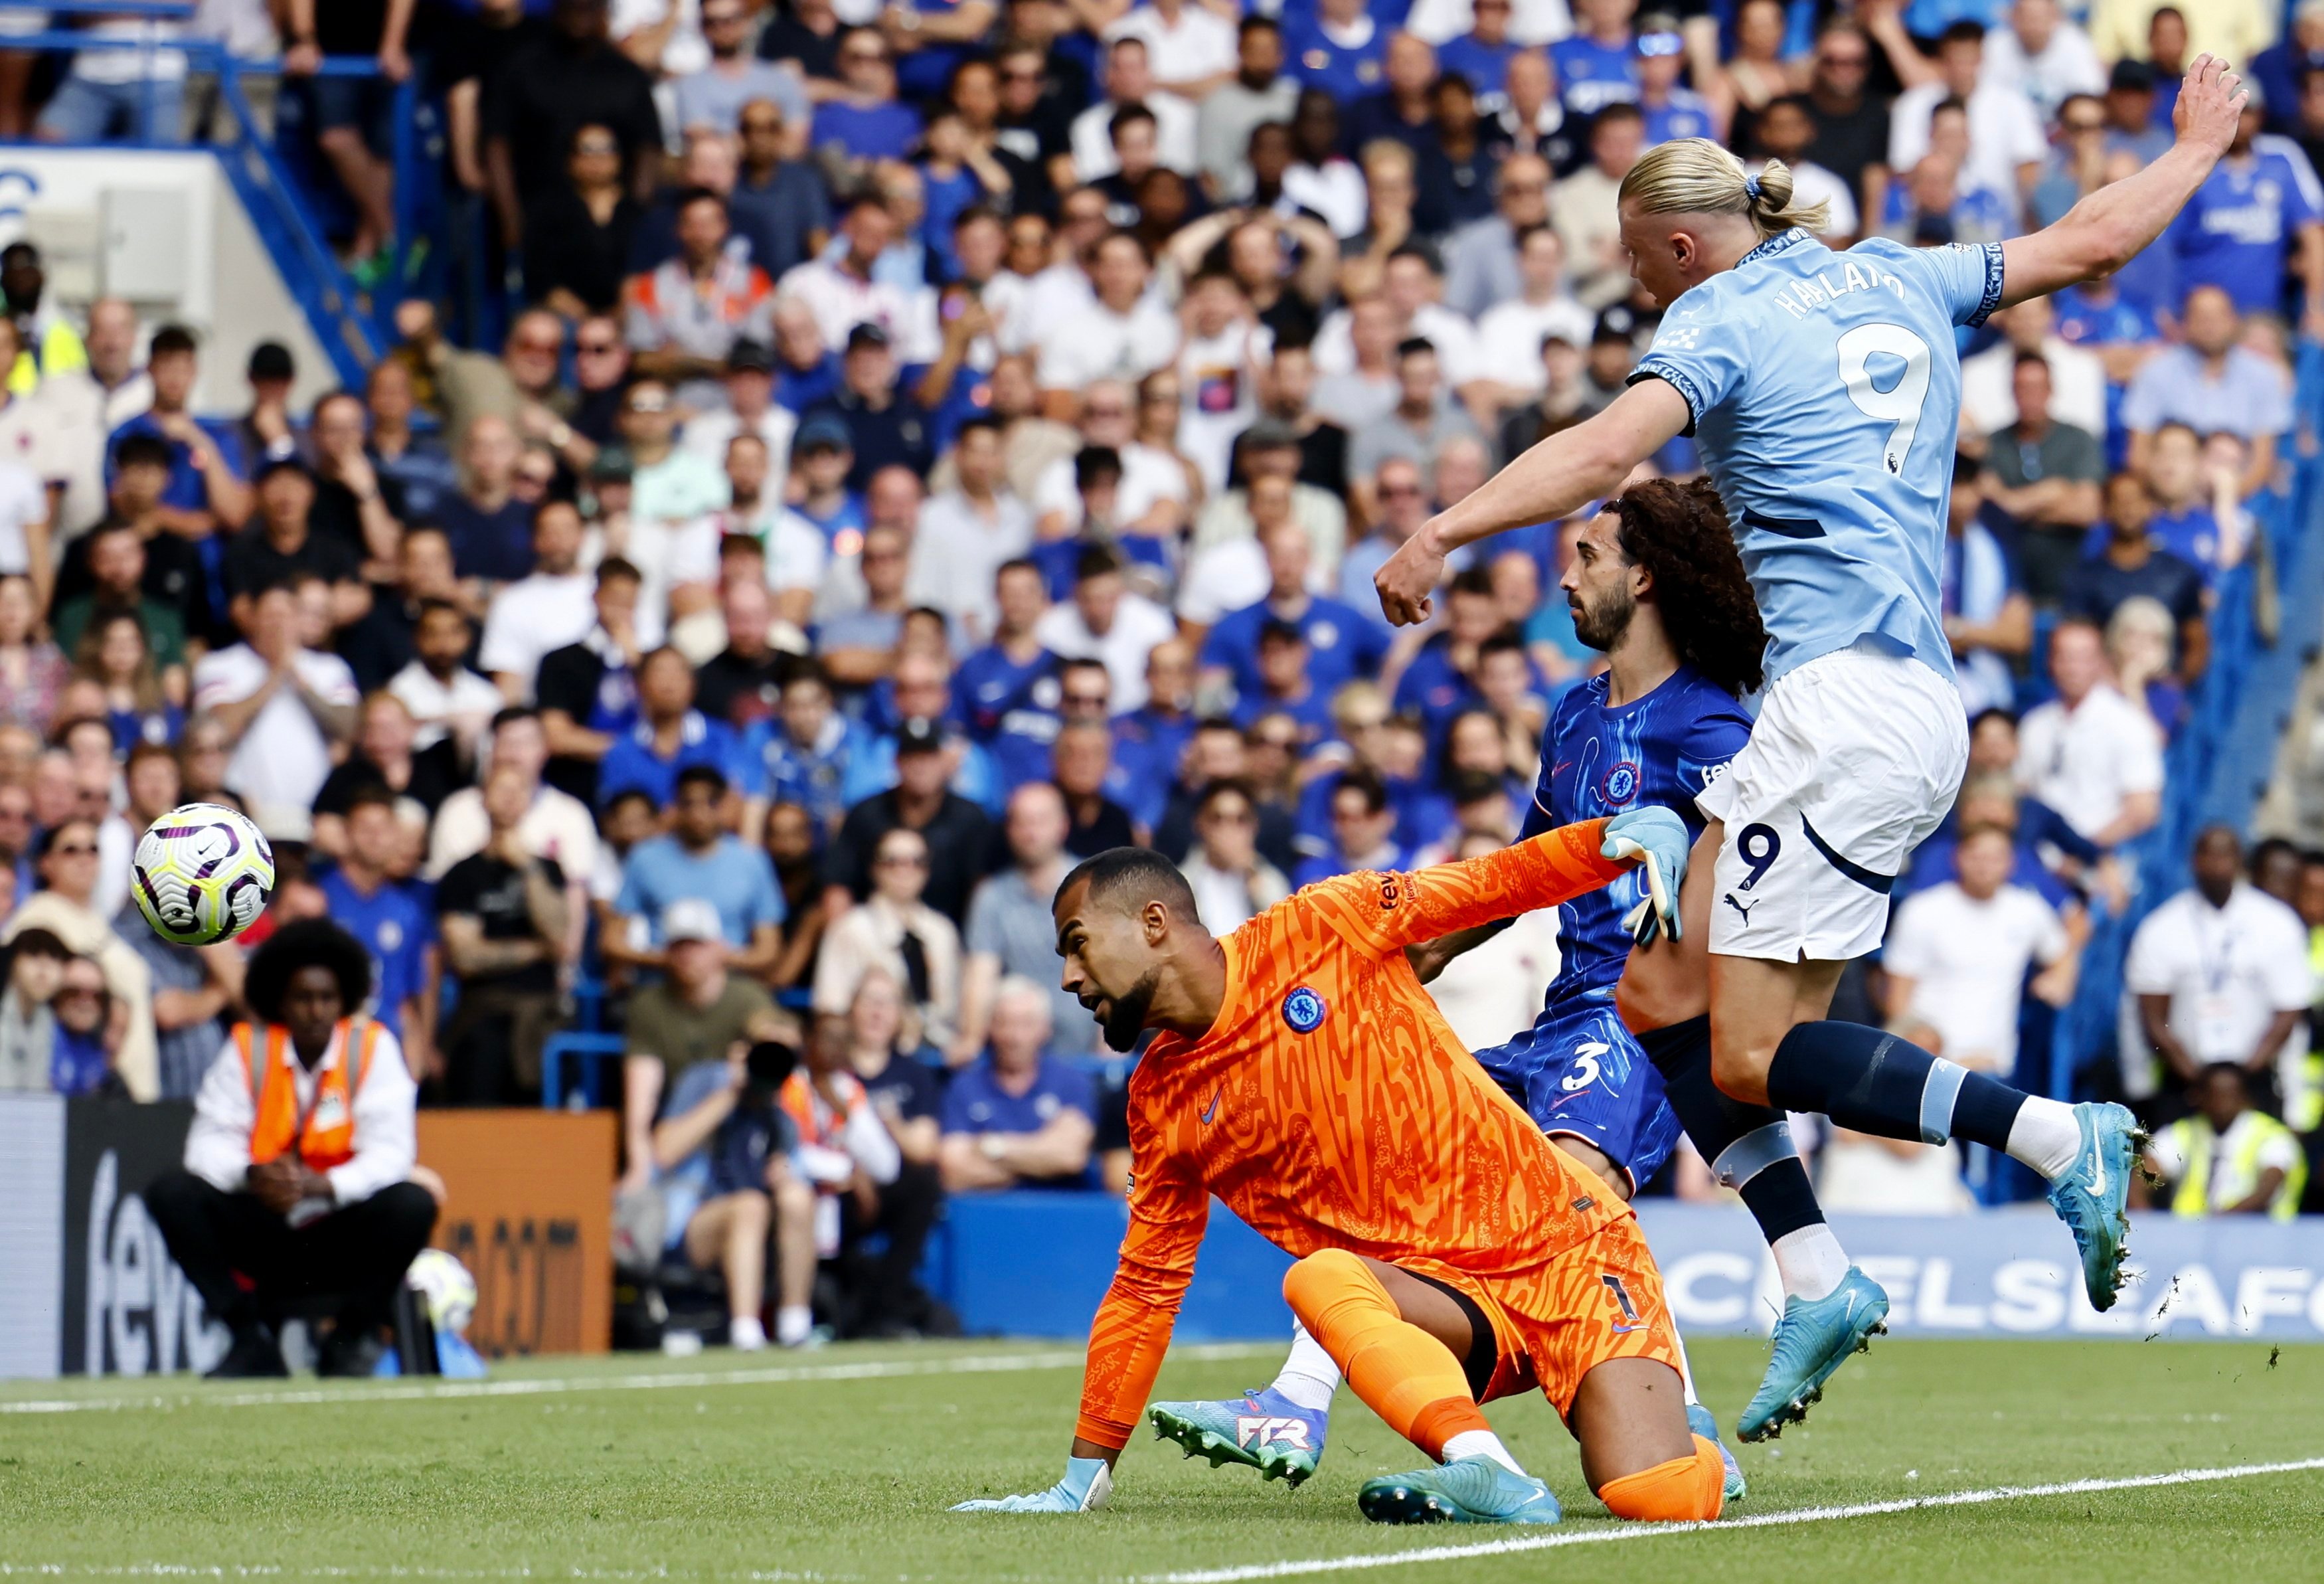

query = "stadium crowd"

[{"left": 0, "top": 0, "right": 2318, "bottom": 1348}]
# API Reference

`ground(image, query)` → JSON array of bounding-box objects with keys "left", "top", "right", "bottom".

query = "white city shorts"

[{"left": 1698, "top": 643, "right": 1968, "bottom": 962}]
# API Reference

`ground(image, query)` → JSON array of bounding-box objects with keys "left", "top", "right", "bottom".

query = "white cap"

[{"left": 662, "top": 898, "right": 724, "bottom": 945}]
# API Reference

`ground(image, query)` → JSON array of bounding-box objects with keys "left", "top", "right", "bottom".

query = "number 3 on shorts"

[{"left": 1837, "top": 323, "right": 1932, "bottom": 477}]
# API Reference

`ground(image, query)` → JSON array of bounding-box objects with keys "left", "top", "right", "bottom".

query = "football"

[
  {"left": 406, "top": 1249, "right": 477, "bottom": 1336},
  {"left": 129, "top": 802, "right": 276, "bottom": 946}
]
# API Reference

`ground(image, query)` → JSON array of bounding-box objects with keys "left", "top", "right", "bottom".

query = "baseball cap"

[
  {"left": 1243, "top": 418, "right": 1303, "bottom": 451},
  {"left": 795, "top": 413, "right": 852, "bottom": 452},
  {"left": 2108, "top": 59, "right": 2154, "bottom": 93},
  {"left": 896, "top": 716, "right": 945, "bottom": 756},
  {"left": 726, "top": 339, "right": 774, "bottom": 375},
  {"left": 662, "top": 898, "right": 725, "bottom": 946},
  {"left": 846, "top": 321, "right": 892, "bottom": 353},
  {"left": 1592, "top": 306, "right": 1639, "bottom": 345},
  {"left": 247, "top": 341, "right": 295, "bottom": 383},
  {"left": 254, "top": 454, "right": 313, "bottom": 484}
]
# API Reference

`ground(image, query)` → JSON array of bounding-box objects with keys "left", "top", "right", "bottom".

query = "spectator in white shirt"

[
  {"left": 1031, "top": 379, "right": 1189, "bottom": 540},
  {"left": 1109, "top": 0, "right": 1239, "bottom": 100},
  {"left": 193, "top": 583, "right": 359, "bottom": 841},
  {"left": 2014, "top": 618, "right": 2163, "bottom": 847},
  {"left": 813, "top": 825, "right": 962, "bottom": 1052},
  {"left": 1887, "top": 21, "right": 2047, "bottom": 210},
  {"left": 141, "top": 918, "right": 433, "bottom": 1379},
  {"left": 906, "top": 417, "right": 1033, "bottom": 646},
  {"left": 1978, "top": 0, "right": 2105, "bottom": 124},
  {"left": 1037, "top": 232, "right": 1181, "bottom": 416},
  {"left": 1033, "top": 543, "right": 1177, "bottom": 711},
  {"left": 1469, "top": 225, "right": 1596, "bottom": 404},
  {"left": 480, "top": 502, "right": 597, "bottom": 704},
  {"left": 1960, "top": 296, "right": 2109, "bottom": 441},
  {"left": 778, "top": 195, "right": 940, "bottom": 367},
  {"left": 1884, "top": 824, "right": 2080, "bottom": 1074},
  {"left": 679, "top": 339, "right": 798, "bottom": 478},
  {"left": 388, "top": 601, "right": 504, "bottom": 763},
  {"left": 1071, "top": 35, "right": 1199, "bottom": 181},
  {"left": 2124, "top": 826, "right": 2313, "bottom": 1115},
  {"left": 1176, "top": 777, "right": 1289, "bottom": 934}
]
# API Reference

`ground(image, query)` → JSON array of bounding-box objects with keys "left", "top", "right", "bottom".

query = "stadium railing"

[
  {"left": 2048, "top": 339, "right": 2324, "bottom": 1124},
  {"left": 0, "top": 1, "right": 426, "bottom": 383}
]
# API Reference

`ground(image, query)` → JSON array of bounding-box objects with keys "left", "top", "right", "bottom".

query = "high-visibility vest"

[
  {"left": 7, "top": 315, "right": 86, "bottom": 396},
  {"left": 2163, "top": 1112, "right": 2307, "bottom": 1222},
  {"left": 2299, "top": 926, "right": 2324, "bottom": 1132},
  {"left": 236, "top": 1017, "right": 380, "bottom": 1174}
]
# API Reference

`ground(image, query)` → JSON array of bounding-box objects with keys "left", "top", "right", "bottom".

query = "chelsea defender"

[
  {"left": 1150, "top": 479, "right": 1772, "bottom": 1494},
  {"left": 1376, "top": 57, "right": 2253, "bottom": 1436}
]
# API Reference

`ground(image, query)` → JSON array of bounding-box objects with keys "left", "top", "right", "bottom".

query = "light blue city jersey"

[{"left": 1630, "top": 227, "right": 2005, "bottom": 685}]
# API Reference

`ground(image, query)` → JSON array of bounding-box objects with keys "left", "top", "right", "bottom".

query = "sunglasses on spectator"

[
  {"left": 50, "top": 843, "right": 96, "bottom": 857},
  {"left": 578, "top": 337, "right": 620, "bottom": 354},
  {"left": 1378, "top": 481, "right": 1424, "bottom": 497},
  {"left": 1819, "top": 50, "right": 1868, "bottom": 68},
  {"left": 1203, "top": 805, "right": 1256, "bottom": 824},
  {"left": 741, "top": 116, "right": 782, "bottom": 132},
  {"left": 1064, "top": 690, "right": 1110, "bottom": 709},
  {"left": 863, "top": 547, "right": 906, "bottom": 562},
  {"left": 876, "top": 852, "right": 928, "bottom": 867},
  {"left": 1256, "top": 734, "right": 1299, "bottom": 751}
]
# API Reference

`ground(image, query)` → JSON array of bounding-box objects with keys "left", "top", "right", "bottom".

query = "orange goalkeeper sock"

[
  {"left": 1282, "top": 1249, "right": 1489, "bottom": 1460},
  {"left": 1597, "top": 1436, "right": 1726, "bottom": 1522}
]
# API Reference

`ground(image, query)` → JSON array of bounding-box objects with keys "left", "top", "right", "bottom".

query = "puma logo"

[{"left": 1722, "top": 893, "right": 1756, "bottom": 925}]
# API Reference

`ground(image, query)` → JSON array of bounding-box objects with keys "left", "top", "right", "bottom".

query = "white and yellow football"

[{"left": 129, "top": 802, "right": 276, "bottom": 946}]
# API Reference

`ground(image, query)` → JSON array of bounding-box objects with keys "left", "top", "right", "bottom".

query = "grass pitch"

[{"left": 3, "top": 1337, "right": 2319, "bottom": 1582}]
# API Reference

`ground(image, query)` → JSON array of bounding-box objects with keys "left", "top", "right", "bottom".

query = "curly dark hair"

[
  {"left": 244, "top": 918, "right": 373, "bottom": 1027},
  {"left": 1606, "top": 477, "right": 1768, "bottom": 697}
]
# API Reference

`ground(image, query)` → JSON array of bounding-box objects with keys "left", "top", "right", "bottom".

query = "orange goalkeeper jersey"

[{"left": 1074, "top": 819, "right": 1633, "bottom": 1450}]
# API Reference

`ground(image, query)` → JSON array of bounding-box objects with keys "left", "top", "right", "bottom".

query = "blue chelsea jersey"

[
  {"left": 1521, "top": 667, "right": 1752, "bottom": 1011},
  {"left": 1631, "top": 228, "right": 2005, "bottom": 685}
]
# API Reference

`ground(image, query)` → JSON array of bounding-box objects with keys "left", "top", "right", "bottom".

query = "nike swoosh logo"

[
  {"left": 2088, "top": 1138, "right": 2106, "bottom": 1199},
  {"left": 1201, "top": 1087, "right": 1222, "bottom": 1124}
]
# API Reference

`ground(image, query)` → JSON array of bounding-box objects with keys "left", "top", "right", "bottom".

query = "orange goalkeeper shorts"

[{"left": 1400, "top": 1213, "right": 1685, "bottom": 1417}]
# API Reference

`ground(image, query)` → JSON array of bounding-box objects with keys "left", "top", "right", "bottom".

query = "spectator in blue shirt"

[
  {"left": 838, "top": 650, "right": 1002, "bottom": 814},
  {"left": 598, "top": 646, "right": 743, "bottom": 810},
  {"left": 1391, "top": 563, "right": 1499, "bottom": 752},
  {"left": 2061, "top": 473, "right": 2210, "bottom": 685},
  {"left": 611, "top": 763, "right": 786, "bottom": 976},
  {"left": 318, "top": 788, "right": 436, "bottom": 1074},
  {"left": 813, "top": 31, "right": 922, "bottom": 173},
  {"left": 1343, "top": 31, "right": 1438, "bottom": 159},
  {"left": 739, "top": 667, "right": 853, "bottom": 836},
  {"left": 1110, "top": 637, "right": 1197, "bottom": 832},
  {"left": 1550, "top": 0, "right": 1639, "bottom": 118},
  {"left": 730, "top": 98, "right": 833, "bottom": 280},
  {"left": 1282, "top": 0, "right": 1387, "bottom": 105},
  {"left": 2121, "top": 286, "right": 2295, "bottom": 497},
  {"left": 1291, "top": 766, "right": 1412, "bottom": 889},
  {"left": 936, "top": 974, "right": 1098, "bottom": 1192},
  {"left": 1436, "top": 0, "right": 1520, "bottom": 103},
  {"left": 2139, "top": 422, "right": 2232, "bottom": 586},
  {"left": 106, "top": 323, "right": 251, "bottom": 544},
  {"left": 2167, "top": 88, "right": 2324, "bottom": 324},
  {"left": 956, "top": 559, "right": 1065, "bottom": 794},
  {"left": 772, "top": 300, "right": 845, "bottom": 416},
  {"left": 1635, "top": 16, "right": 1713, "bottom": 145},
  {"left": 1199, "top": 517, "right": 1387, "bottom": 712},
  {"left": 1228, "top": 618, "right": 1339, "bottom": 754},
  {"left": 426, "top": 415, "right": 537, "bottom": 588}
]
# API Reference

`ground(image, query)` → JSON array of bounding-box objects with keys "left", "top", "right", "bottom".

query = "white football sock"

[
  {"left": 2005, "top": 1097, "right": 2083, "bottom": 1180},
  {"left": 1770, "top": 1223, "right": 1849, "bottom": 1302},
  {"left": 729, "top": 1314, "right": 767, "bottom": 1351},
  {"left": 776, "top": 1305, "right": 813, "bottom": 1346},
  {"left": 1442, "top": 1429, "right": 1525, "bottom": 1476},
  {"left": 1268, "top": 1322, "right": 1341, "bottom": 1413}
]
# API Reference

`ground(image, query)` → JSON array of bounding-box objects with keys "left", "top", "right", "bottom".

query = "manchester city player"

[
  {"left": 1376, "top": 56, "right": 2253, "bottom": 1438},
  {"left": 1147, "top": 478, "right": 1770, "bottom": 1498}
]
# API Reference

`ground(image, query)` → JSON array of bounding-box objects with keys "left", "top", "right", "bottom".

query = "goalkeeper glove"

[
  {"left": 1602, "top": 806, "right": 1690, "bottom": 945},
  {"left": 951, "top": 1455, "right": 1114, "bottom": 1514}
]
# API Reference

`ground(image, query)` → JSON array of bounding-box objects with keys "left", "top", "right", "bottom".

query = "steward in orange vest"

[{"left": 142, "top": 919, "right": 438, "bottom": 1380}]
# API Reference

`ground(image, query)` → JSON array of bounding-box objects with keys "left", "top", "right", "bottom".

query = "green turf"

[{"left": 3, "top": 1336, "right": 2320, "bottom": 1581}]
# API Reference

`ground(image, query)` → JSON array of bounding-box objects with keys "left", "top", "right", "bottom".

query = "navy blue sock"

[
  {"left": 1764, "top": 1021, "right": 2029, "bottom": 1149},
  {"left": 1639, "top": 1015, "right": 1824, "bottom": 1243}
]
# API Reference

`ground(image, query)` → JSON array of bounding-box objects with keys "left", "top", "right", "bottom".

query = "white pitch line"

[
  {"left": 0, "top": 1342, "right": 1275, "bottom": 1417},
  {"left": 1140, "top": 1455, "right": 2324, "bottom": 1583}
]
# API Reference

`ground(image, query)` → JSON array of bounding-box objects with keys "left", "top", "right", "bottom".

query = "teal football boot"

[
  {"left": 1687, "top": 1402, "right": 1746, "bottom": 1502},
  {"left": 1147, "top": 1389, "right": 1327, "bottom": 1486},
  {"left": 1736, "top": 1266, "right": 1889, "bottom": 1441},
  {"left": 2046, "top": 1101, "right": 2144, "bottom": 1311},
  {"left": 1357, "top": 1456, "right": 1562, "bottom": 1526}
]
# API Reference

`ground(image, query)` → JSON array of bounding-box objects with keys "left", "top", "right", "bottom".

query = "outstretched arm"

[
  {"left": 1374, "top": 380, "right": 1692, "bottom": 624},
  {"left": 1997, "top": 56, "right": 2244, "bottom": 310},
  {"left": 952, "top": 1144, "right": 1208, "bottom": 1512}
]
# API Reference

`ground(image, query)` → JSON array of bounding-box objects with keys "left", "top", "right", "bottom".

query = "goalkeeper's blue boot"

[
  {"left": 1737, "top": 1266, "right": 1888, "bottom": 1442},
  {"left": 2046, "top": 1101, "right": 2143, "bottom": 1312},
  {"left": 1687, "top": 1402, "right": 1746, "bottom": 1502},
  {"left": 1147, "top": 1389, "right": 1328, "bottom": 1486},
  {"left": 1357, "top": 1456, "right": 1561, "bottom": 1526}
]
